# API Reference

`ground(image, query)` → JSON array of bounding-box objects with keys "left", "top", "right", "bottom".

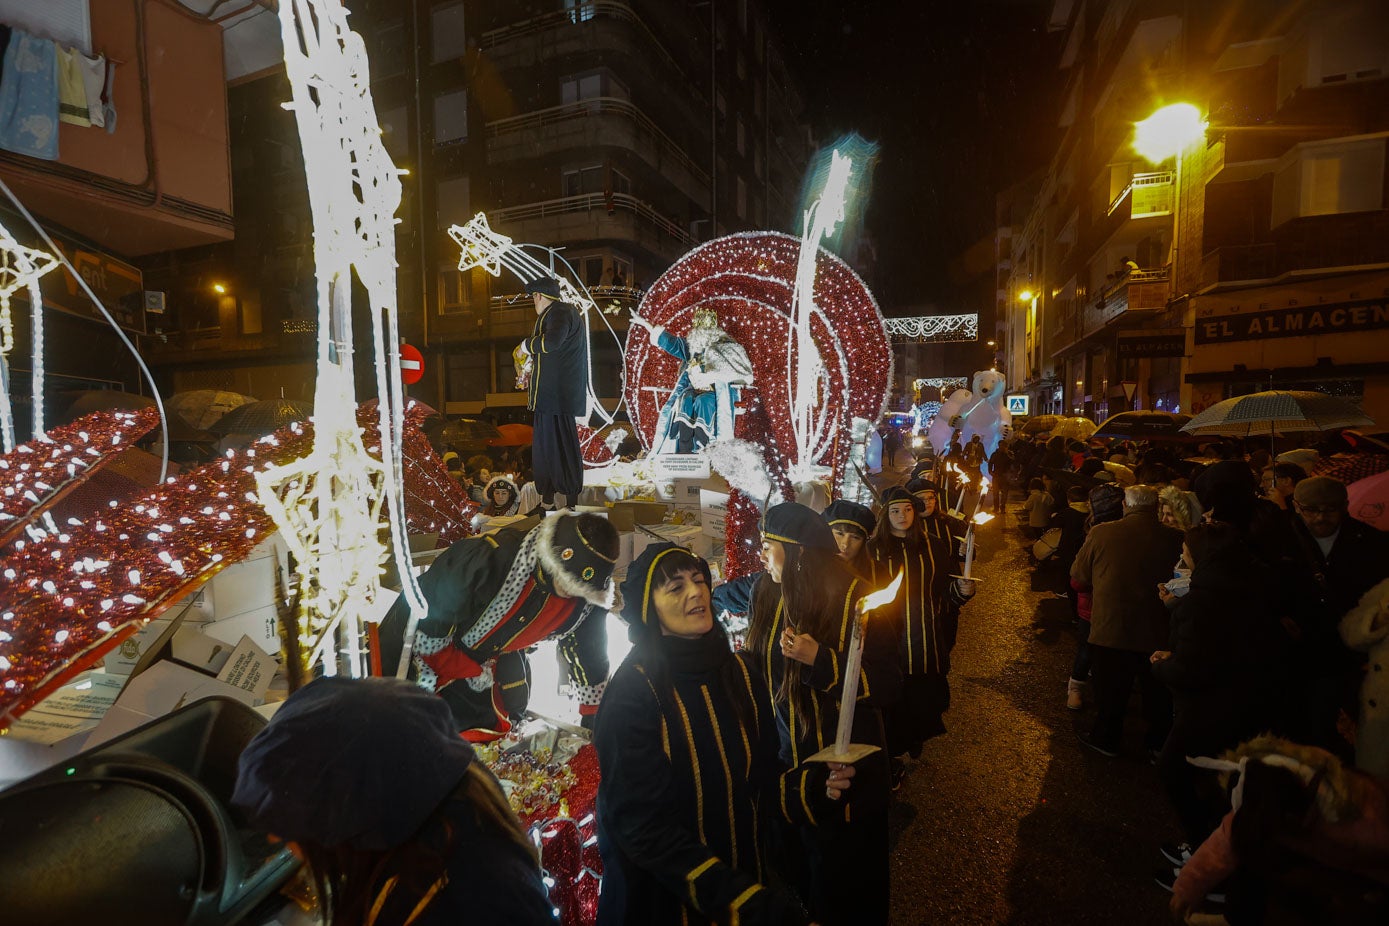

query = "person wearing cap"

[
  {"left": 823, "top": 498, "right": 876, "bottom": 577},
  {"left": 479, "top": 474, "right": 521, "bottom": 518},
  {"left": 232, "top": 677, "right": 557, "bottom": 926},
  {"left": 746, "top": 502, "right": 900, "bottom": 926},
  {"left": 516, "top": 276, "right": 586, "bottom": 512},
  {"left": 868, "top": 486, "right": 975, "bottom": 775},
  {"left": 595, "top": 543, "right": 854, "bottom": 926},
  {"left": 378, "top": 512, "right": 618, "bottom": 739},
  {"left": 906, "top": 477, "right": 966, "bottom": 545},
  {"left": 1284, "top": 475, "right": 1389, "bottom": 754}
]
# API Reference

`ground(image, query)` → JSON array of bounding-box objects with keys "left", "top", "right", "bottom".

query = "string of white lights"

[
  {"left": 885, "top": 314, "right": 979, "bottom": 342},
  {"left": 0, "top": 224, "right": 58, "bottom": 452}
]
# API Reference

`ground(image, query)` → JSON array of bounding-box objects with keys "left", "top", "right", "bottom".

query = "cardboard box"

[
  {"left": 201, "top": 603, "right": 282, "bottom": 655},
  {"left": 608, "top": 500, "right": 667, "bottom": 532},
  {"left": 199, "top": 535, "right": 288, "bottom": 622},
  {"left": 650, "top": 453, "right": 711, "bottom": 480},
  {"left": 700, "top": 487, "right": 730, "bottom": 539},
  {"left": 671, "top": 478, "right": 704, "bottom": 509},
  {"left": 84, "top": 660, "right": 256, "bottom": 750}
]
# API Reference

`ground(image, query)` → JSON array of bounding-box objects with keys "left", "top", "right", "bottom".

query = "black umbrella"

[
  {"left": 210, "top": 399, "right": 313, "bottom": 437},
  {"left": 1093, "top": 411, "right": 1196, "bottom": 441}
]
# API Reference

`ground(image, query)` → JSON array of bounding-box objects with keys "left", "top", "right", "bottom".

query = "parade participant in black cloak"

[
  {"left": 379, "top": 512, "right": 618, "bottom": 739},
  {"left": 516, "top": 276, "right": 586, "bottom": 512},
  {"left": 823, "top": 498, "right": 876, "bottom": 579},
  {"left": 868, "top": 487, "right": 976, "bottom": 773},
  {"left": 747, "top": 503, "right": 901, "bottom": 926},
  {"left": 232, "top": 677, "right": 557, "bottom": 926},
  {"left": 595, "top": 543, "right": 855, "bottom": 926},
  {"left": 906, "top": 478, "right": 966, "bottom": 545}
]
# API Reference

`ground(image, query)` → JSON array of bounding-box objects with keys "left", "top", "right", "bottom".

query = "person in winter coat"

[
  {"left": 1067, "top": 484, "right": 1126, "bottom": 710},
  {"left": 595, "top": 543, "right": 854, "bottom": 926},
  {"left": 1170, "top": 736, "right": 1389, "bottom": 922},
  {"left": 823, "top": 498, "right": 876, "bottom": 579},
  {"left": 748, "top": 503, "right": 901, "bottom": 925},
  {"left": 988, "top": 442, "right": 1012, "bottom": 514},
  {"left": 1071, "top": 485, "right": 1183, "bottom": 757},
  {"left": 232, "top": 677, "right": 557, "bottom": 926},
  {"left": 1341, "top": 576, "right": 1389, "bottom": 778},
  {"left": 378, "top": 513, "right": 617, "bottom": 738},
  {"left": 1150, "top": 523, "right": 1280, "bottom": 855},
  {"left": 868, "top": 487, "right": 975, "bottom": 770},
  {"left": 479, "top": 475, "right": 521, "bottom": 518},
  {"left": 1022, "top": 478, "right": 1054, "bottom": 540}
]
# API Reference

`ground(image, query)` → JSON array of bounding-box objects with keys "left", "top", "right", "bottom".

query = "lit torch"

[
  {"left": 964, "top": 511, "right": 995, "bottom": 579},
  {"left": 809, "top": 570, "right": 903, "bottom": 764}
]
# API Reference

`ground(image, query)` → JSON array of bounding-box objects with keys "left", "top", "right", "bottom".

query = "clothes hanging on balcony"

[
  {"left": 56, "top": 45, "right": 89, "bottom": 126},
  {"left": 0, "top": 30, "right": 59, "bottom": 160},
  {"left": 78, "top": 48, "right": 104, "bottom": 129}
]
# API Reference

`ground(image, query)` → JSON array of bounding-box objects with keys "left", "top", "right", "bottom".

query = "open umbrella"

[
  {"left": 1049, "top": 417, "right": 1098, "bottom": 440},
  {"left": 1311, "top": 453, "right": 1389, "bottom": 485},
  {"left": 1094, "top": 411, "right": 1195, "bottom": 441},
  {"left": 1347, "top": 470, "right": 1389, "bottom": 531},
  {"left": 210, "top": 399, "right": 313, "bottom": 437},
  {"left": 167, "top": 390, "right": 257, "bottom": 430},
  {"left": 1020, "top": 414, "right": 1065, "bottom": 436},
  {"left": 1180, "top": 390, "right": 1373, "bottom": 438},
  {"left": 437, "top": 418, "right": 501, "bottom": 446},
  {"left": 489, "top": 423, "right": 534, "bottom": 446}
]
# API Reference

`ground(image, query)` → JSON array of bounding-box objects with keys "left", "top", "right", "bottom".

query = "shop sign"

[
  {"left": 1194, "top": 298, "right": 1389, "bottom": 345},
  {"left": 1116, "top": 329, "right": 1186, "bottom": 357},
  {"left": 38, "top": 236, "right": 146, "bottom": 335}
]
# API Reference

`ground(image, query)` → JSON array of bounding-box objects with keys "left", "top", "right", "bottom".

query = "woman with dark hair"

[
  {"left": 232, "top": 677, "right": 556, "bottom": 926},
  {"left": 595, "top": 542, "right": 853, "bottom": 926},
  {"left": 822, "top": 498, "right": 876, "bottom": 578},
  {"left": 867, "top": 487, "right": 975, "bottom": 773},
  {"left": 747, "top": 503, "right": 901, "bottom": 925},
  {"left": 1150, "top": 522, "right": 1280, "bottom": 874},
  {"left": 478, "top": 475, "right": 520, "bottom": 517}
]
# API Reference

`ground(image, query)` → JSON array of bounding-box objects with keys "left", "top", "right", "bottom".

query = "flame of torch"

[{"left": 859, "top": 569, "right": 904, "bottom": 614}]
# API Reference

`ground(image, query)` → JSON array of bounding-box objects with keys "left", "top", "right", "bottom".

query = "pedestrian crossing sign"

[{"left": 1006, "top": 395, "right": 1029, "bottom": 416}]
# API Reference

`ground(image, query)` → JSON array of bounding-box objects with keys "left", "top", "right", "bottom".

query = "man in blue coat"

[{"left": 517, "top": 276, "right": 586, "bottom": 511}]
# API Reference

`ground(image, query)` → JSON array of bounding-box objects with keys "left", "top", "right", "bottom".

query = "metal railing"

[
  {"left": 489, "top": 192, "right": 696, "bottom": 247},
  {"left": 488, "top": 285, "right": 644, "bottom": 311},
  {"left": 1106, "top": 170, "right": 1175, "bottom": 216},
  {"left": 479, "top": 2, "right": 708, "bottom": 110},
  {"left": 486, "top": 98, "right": 709, "bottom": 188}
]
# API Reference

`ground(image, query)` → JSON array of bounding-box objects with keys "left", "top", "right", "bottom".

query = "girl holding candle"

[
  {"left": 868, "top": 487, "right": 977, "bottom": 778},
  {"left": 747, "top": 503, "right": 902, "bottom": 926},
  {"left": 594, "top": 542, "right": 854, "bottom": 926}
]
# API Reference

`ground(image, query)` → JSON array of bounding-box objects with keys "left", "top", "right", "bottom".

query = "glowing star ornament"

[
  {"left": 265, "top": 0, "right": 426, "bottom": 678},
  {"left": 0, "top": 221, "right": 61, "bottom": 451}
]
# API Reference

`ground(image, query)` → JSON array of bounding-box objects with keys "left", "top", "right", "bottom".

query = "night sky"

[{"left": 763, "top": 0, "right": 1064, "bottom": 310}]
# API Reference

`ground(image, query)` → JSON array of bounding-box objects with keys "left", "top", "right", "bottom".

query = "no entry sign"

[{"left": 400, "top": 343, "right": 424, "bottom": 384}]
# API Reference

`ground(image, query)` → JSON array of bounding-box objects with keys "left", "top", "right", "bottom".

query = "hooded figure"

[
  {"left": 232, "top": 677, "right": 555, "bottom": 926},
  {"left": 594, "top": 543, "right": 845, "bottom": 926},
  {"left": 379, "top": 513, "right": 618, "bottom": 739},
  {"left": 747, "top": 503, "right": 901, "bottom": 925}
]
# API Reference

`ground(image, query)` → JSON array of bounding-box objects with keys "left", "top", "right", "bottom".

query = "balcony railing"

[
  {"left": 490, "top": 192, "right": 697, "bottom": 248},
  {"left": 487, "top": 98, "right": 709, "bottom": 189},
  {"left": 479, "top": 2, "right": 708, "bottom": 109}
]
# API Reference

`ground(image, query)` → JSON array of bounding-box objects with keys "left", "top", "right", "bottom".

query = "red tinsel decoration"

[
  {"left": 723, "top": 489, "right": 764, "bottom": 580},
  {"left": 515, "top": 743, "right": 603, "bottom": 926},
  {"left": 0, "top": 405, "right": 475, "bottom": 727},
  {"left": 623, "top": 231, "right": 892, "bottom": 496},
  {"left": 575, "top": 423, "right": 616, "bottom": 466}
]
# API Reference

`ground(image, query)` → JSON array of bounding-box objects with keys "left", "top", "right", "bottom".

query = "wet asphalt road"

[{"left": 884, "top": 488, "right": 1177, "bottom": 925}]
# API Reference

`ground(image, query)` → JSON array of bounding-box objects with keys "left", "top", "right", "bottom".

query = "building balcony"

[
  {"left": 1202, "top": 213, "right": 1389, "bottom": 286},
  {"left": 1051, "top": 266, "right": 1172, "bottom": 356},
  {"left": 488, "top": 192, "right": 696, "bottom": 265},
  {"left": 1106, "top": 171, "right": 1174, "bottom": 218},
  {"left": 0, "top": 2, "right": 232, "bottom": 258},
  {"left": 486, "top": 99, "right": 709, "bottom": 204}
]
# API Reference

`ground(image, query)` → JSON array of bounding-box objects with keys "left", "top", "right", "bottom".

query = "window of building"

[
  {"left": 371, "top": 22, "right": 407, "bottom": 79},
  {"left": 736, "top": 177, "right": 747, "bottom": 219},
  {"left": 580, "top": 255, "right": 606, "bottom": 288},
  {"left": 434, "top": 89, "right": 468, "bottom": 145},
  {"left": 564, "top": 0, "right": 596, "bottom": 23},
  {"left": 612, "top": 255, "right": 632, "bottom": 287},
  {"left": 439, "top": 266, "right": 483, "bottom": 315},
  {"left": 446, "top": 346, "right": 490, "bottom": 402},
  {"left": 239, "top": 298, "right": 262, "bottom": 336},
  {"left": 561, "top": 70, "right": 627, "bottom": 106},
  {"left": 380, "top": 106, "right": 408, "bottom": 159},
  {"left": 436, "top": 174, "right": 470, "bottom": 228},
  {"left": 563, "top": 165, "right": 604, "bottom": 196},
  {"left": 431, "top": 1, "right": 466, "bottom": 63},
  {"left": 1272, "top": 136, "right": 1386, "bottom": 227}
]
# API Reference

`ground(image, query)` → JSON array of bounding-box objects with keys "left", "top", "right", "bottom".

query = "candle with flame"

[{"left": 812, "top": 570, "right": 903, "bottom": 763}]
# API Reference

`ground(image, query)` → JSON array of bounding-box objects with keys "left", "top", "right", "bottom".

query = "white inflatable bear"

[{"left": 926, "top": 369, "right": 1012, "bottom": 460}]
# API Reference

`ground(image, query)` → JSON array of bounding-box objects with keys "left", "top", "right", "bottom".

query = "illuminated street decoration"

[
  {"left": 885, "top": 314, "right": 979, "bottom": 342},
  {"left": 259, "top": 0, "right": 424, "bottom": 678},
  {"left": 0, "top": 222, "right": 60, "bottom": 451},
  {"left": 787, "top": 149, "right": 851, "bottom": 483}
]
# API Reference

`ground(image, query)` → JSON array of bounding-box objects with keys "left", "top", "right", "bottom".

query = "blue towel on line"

[{"left": 0, "top": 31, "right": 59, "bottom": 161}]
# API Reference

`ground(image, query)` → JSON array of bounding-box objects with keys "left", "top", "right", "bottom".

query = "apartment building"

[
  {"left": 1003, "top": 0, "right": 1389, "bottom": 424},
  {"left": 141, "top": 0, "right": 812, "bottom": 416}
]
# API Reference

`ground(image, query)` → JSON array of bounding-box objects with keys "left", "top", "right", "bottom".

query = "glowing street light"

[
  {"left": 212, "top": 282, "right": 227, "bottom": 295},
  {"left": 1018, "top": 289, "right": 1035, "bottom": 303},
  {"left": 1133, "top": 103, "right": 1207, "bottom": 164}
]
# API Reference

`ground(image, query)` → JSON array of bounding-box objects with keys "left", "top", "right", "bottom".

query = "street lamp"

[
  {"left": 1018, "top": 289, "right": 1035, "bottom": 303},
  {"left": 1133, "top": 103, "right": 1207, "bottom": 164}
]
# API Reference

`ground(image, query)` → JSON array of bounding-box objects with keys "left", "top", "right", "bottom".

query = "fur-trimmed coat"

[{"left": 1342, "top": 577, "right": 1389, "bottom": 778}]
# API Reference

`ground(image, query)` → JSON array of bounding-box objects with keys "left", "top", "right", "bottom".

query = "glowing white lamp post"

[{"left": 809, "top": 570, "right": 903, "bottom": 764}]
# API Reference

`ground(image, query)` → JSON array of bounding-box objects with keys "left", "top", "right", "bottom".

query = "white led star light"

[
  {"left": 0, "top": 222, "right": 60, "bottom": 452},
  {"left": 259, "top": 0, "right": 426, "bottom": 677}
]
